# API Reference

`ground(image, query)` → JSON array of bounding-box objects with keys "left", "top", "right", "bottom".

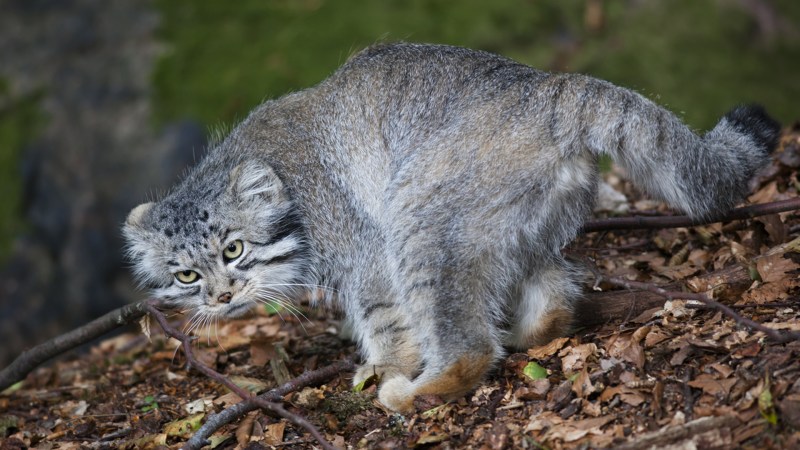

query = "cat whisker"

[
  {"left": 214, "top": 316, "right": 228, "bottom": 354},
  {"left": 254, "top": 295, "right": 310, "bottom": 335},
  {"left": 254, "top": 287, "right": 312, "bottom": 323}
]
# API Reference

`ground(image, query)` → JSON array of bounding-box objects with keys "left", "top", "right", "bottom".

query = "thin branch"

[
  {"left": 615, "top": 415, "right": 740, "bottom": 450},
  {"left": 184, "top": 358, "right": 355, "bottom": 450},
  {"left": 0, "top": 300, "right": 149, "bottom": 392},
  {"left": 589, "top": 268, "right": 800, "bottom": 343},
  {"left": 144, "top": 301, "right": 343, "bottom": 450},
  {"left": 582, "top": 197, "right": 800, "bottom": 233}
]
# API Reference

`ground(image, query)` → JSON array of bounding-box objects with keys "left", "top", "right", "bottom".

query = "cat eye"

[
  {"left": 223, "top": 239, "right": 244, "bottom": 262},
  {"left": 175, "top": 270, "right": 200, "bottom": 284}
]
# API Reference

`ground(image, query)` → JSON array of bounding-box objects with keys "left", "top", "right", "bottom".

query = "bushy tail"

[{"left": 550, "top": 75, "right": 781, "bottom": 219}]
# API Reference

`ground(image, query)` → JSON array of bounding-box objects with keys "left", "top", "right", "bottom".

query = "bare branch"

[
  {"left": 0, "top": 300, "right": 149, "bottom": 392},
  {"left": 582, "top": 197, "right": 800, "bottom": 233},
  {"left": 144, "top": 301, "right": 345, "bottom": 450},
  {"left": 183, "top": 359, "right": 354, "bottom": 450}
]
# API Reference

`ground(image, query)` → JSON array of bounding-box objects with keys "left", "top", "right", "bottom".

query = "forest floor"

[{"left": 2, "top": 127, "right": 800, "bottom": 450}]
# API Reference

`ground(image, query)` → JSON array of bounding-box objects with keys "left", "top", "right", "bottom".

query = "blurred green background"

[{"left": 2, "top": 0, "right": 799, "bottom": 259}]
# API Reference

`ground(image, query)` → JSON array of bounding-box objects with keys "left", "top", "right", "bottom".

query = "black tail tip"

[{"left": 724, "top": 104, "right": 782, "bottom": 153}]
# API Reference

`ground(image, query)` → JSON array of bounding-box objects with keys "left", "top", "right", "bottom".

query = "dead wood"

[
  {"left": 582, "top": 197, "right": 800, "bottom": 233},
  {"left": 144, "top": 302, "right": 342, "bottom": 450},
  {"left": 0, "top": 300, "right": 149, "bottom": 392},
  {"left": 615, "top": 415, "right": 740, "bottom": 450},
  {"left": 576, "top": 235, "right": 800, "bottom": 326},
  {"left": 574, "top": 263, "right": 751, "bottom": 328}
]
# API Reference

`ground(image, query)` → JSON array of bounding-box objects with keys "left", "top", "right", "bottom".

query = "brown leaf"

[
  {"left": 757, "top": 249, "right": 800, "bottom": 284},
  {"left": 778, "top": 394, "right": 800, "bottom": 429},
  {"left": 571, "top": 368, "right": 595, "bottom": 398},
  {"left": 600, "top": 385, "right": 646, "bottom": 406},
  {"left": 545, "top": 416, "right": 614, "bottom": 443},
  {"left": 516, "top": 379, "right": 550, "bottom": 400},
  {"left": 263, "top": 421, "right": 285, "bottom": 446},
  {"left": 527, "top": 337, "right": 570, "bottom": 359},
  {"left": 236, "top": 411, "right": 259, "bottom": 446},
  {"left": 653, "top": 262, "right": 700, "bottom": 281},
  {"left": 756, "top": 214, "right": 787, "bottom": 245},
  {"left": 733, "top": 341, "right": 762, "bottom": 358},
  {"left": 559, "top": 343, "right": 598, "bottom": 372},
  {"left": 688, "top": 374, "right": 737, "bottom": 397},
  {"left": 709, "top": 362, "right": 734, "bottom": 378},
  {"left": 607, "top": 334, "right": 645, "bottom": 370},
  {"left": 249, "top": 338, "right": 273, "bottom": 367},
  {"left": 415, "top": 425, "right": 449, "bottom": 445},
  {"left": 644, "top": 328, "right": 672, "bottom": 348},
  {"left": 670, "top": 343, "right": 693, "bottom": 366}
]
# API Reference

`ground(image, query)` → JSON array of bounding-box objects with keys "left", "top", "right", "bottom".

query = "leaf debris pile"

[{"left": 2, "top": 127, "right": 800, "bottom": 449}]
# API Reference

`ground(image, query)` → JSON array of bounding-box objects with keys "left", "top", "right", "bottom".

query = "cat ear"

[
  {"left": 230, "top": 161, "right": 285, "bottom": 203},
  {"left": 126, "top": 202, "right": 154, "bottom": 227}
]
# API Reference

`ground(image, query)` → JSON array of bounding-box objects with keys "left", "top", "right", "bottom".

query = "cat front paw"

[{"left": 373, "top": 352, "right": 495, "bottom": 414}]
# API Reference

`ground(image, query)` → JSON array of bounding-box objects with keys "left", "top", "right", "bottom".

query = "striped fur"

[{"left": 124, "top": 43, "right": 780, "bottom": 412}]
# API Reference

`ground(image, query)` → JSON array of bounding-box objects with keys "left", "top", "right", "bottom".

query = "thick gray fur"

[{"left": 124, "top": 43, "right": 780, "bottom": 412}]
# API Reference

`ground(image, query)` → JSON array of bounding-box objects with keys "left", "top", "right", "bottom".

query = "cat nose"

[{"left": 217, "top": 292, "right": 232, "bottom": 304}]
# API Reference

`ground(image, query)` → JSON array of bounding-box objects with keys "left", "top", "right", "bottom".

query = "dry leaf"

[
  {"left": 264, "top": 421, "right": 285, "bottom": 446},
  {"left": 527, "top": 337, "right": 570, "bottom": 359},
  {"left": 236, "top": 411, "right": 259, "bottom": 446},
  {"left": 139, "top": 315, "right": 151, "bottom": 341},
  {"left": 600, "top": 384, "right": 646, "bottom": 406},
  {"left": 164, "top": 413, "right": 204, "bottom": 438},
  {"left": 559, "top": 343, "right": 598, "bottom": 373},
  {"left": 525, "top": 411, "right": 564, "bottom": 432},
  {"left": 545, "top": 416, "right": 614, "bottom": 443},
  {"left": 688, "top": 374, "right": 737, "bottom": 397},
  {"left": 644, "top": 328, "right": 672, "bottom": 348},
  {"left": 607, "top": 334, "right": 645, "bottom": 370},
  {"left": 756, "top": 251, "right": 800, "bottom": 284},
  {"left": 571, "top": 368, "right": 595, "bottom": 398}
]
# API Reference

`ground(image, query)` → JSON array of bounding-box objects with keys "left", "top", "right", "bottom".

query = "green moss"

[
  {"left": 320, "top": 390, "right": 374, "bottom": 423},
  {"left": 151, "top": 0, "right": 568, "bottom": 126},
  {"left": 152, "top": 0, "right": 799, "bottom": 133},
  {"left": 0, "top": 86, "right": 42, "bottom": 260}
]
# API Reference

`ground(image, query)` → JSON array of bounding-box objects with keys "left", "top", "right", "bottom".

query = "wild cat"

[{"left": 124, "top": 43, "right": 780, "bottom": 412}]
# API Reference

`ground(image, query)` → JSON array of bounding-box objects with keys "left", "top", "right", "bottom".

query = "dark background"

[{"left": 1, "top": 0, "right": 798, "bottom": 366}]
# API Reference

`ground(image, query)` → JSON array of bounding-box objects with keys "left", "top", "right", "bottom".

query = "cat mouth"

[{"left": 222, "top": 301, "right": 255, "bottom": 317}]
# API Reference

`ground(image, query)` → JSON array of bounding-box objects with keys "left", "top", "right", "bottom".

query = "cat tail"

[{"left": 548, "top": 74, "right": 781, "bottom": 219}]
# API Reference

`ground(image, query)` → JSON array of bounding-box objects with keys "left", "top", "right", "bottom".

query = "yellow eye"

[
  {"left": 175, "top": 270, "right": 200, "bottom": 284},
  {"left": 223, "top": 239, "right": 244, "bottom": 261}
]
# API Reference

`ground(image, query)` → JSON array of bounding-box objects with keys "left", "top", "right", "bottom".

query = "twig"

[
  {"left": 144, "top": 301, "right": 343, "bottom": 450},
  {"left": 589, "top": 268, "right": 800, "bottom": 343},
  {"left": 184, "top": 358, "right": 355, "bottom": 449},
  {"left": 615, "top": 415, "right": 740, "bottom": 450},
  {"left": 582, "top": 197, "right": 800, "bottom": 233},
  {"left": 0, "top": 300, "right": 149, "bottom": 392}
]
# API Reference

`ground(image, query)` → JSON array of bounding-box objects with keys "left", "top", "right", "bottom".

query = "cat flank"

[{"left": 124, "top": 43, "right": 780, "bottom": 412}]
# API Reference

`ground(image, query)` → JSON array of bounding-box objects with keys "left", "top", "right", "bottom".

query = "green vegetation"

[
  {"left": 153, "top": 0, "right": 800, "bottom": 130},
  {"left": 0, "top": 83, "right": 40, "bottom": 259}
]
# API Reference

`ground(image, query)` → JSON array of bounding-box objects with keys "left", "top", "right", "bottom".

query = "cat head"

[{"left": 123, "top": 160, "right": 309, "bottom": 320}]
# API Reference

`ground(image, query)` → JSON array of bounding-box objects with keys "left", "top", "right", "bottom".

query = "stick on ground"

[
  {"left": 0, "top": 300, "right": 149, "bottom": 392},
  {"left": 144, "top": 301, "right": 346, "bottom": 450},
  {"left": 582, "top": 197, "right": 800, "bottom": 233}
]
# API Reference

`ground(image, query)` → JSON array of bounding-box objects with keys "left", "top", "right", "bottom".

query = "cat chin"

[{"left": 220, "top": 301, "right": 256, "bottom": 319}]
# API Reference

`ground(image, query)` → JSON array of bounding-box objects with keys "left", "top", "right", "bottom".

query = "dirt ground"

[{"left": 2, "top": 128, "right": 800, "bottom": 449}]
